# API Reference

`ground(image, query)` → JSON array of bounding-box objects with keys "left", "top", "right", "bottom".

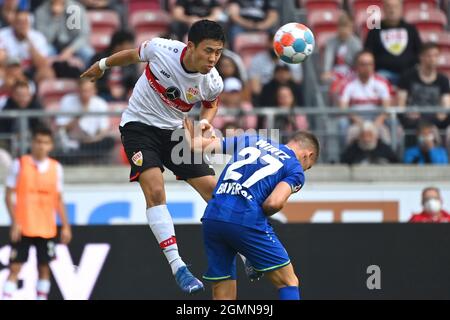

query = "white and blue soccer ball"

[{"left": 273, "top": 23, "right": 315, "bottom": 64}]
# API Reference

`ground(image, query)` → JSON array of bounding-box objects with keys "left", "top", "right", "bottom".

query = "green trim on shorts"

[
  {"left": 254, "top": 260, "right": 291, "bottom": 272},
  {"left": 203, "top": 275, "right": 232, "bottom": 281}
]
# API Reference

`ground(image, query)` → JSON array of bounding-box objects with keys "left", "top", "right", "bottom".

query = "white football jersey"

[{"left": 120, "top": 38, "right": 224, "bottom": 129}]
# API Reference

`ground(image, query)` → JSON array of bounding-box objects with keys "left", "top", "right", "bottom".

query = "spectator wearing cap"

[
  {"left": 212, "top": 77, "right": 256, "bottom": 131},
  {"left": 340, "top": 121, "right": 398, "bottom": 165},
  {"left": 35, "top": 0, "right": 94, "bottom": 66},
  {"left": 409, "top": 187, "right": 450, "bottom": 222},
  {"left": 248, "top": 32, "right": 302, "bottom": 103},
  {"left": 0, "top": 10, "right": 53, "bottom": 82}
]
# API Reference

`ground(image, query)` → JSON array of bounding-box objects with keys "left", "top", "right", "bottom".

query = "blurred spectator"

[
  {"left": 212, "top": 77, "right": 256, "bottom": 130},
  {"left": 170, "top": 0, "right": 222, "bottom": 41},
  {"left": 35, "top": 0, "right": 93, "bottom": 66},
  {"left": 89, "top": 29, "right": 139, "bottom": 102},
  {"left": 0, "top": 0, "right": 19, "bottom": 28},
  {"left": 259, "top": 64, "right": 303, "bottom": 108},
  {"left": 404, "top": 121, "right": 448, "bottom": 164},
  {"left": 0, "top": 10, "right": 53, "bottom": 82},
  {"left": 0, "top": 81, "right": 43, "bottom": 137},
  {"left": 216, "top": 53, "right": 250, "bottom": 100},
  {"left": 0, "top": 56, "right": 35, "bottom": 109},
  {"left": 227, "top": 0, "right": 278, "bottom": 49},
  {"left": 341, "top": 121, "right": 398, "bottom": 165},
  {"left": 321, "top": 12, "right": 362, "bottom": 84},
  {"left": 364, "top": 0, "right": 422, "bottom": 85},
  {"left": 80, "top": 0, "right": 123, "bottom": 11},
  {"left": 409, "top": 187, "right": 450, "bottom": 222},
  {"left": 398, "top": 43, "right": 450, "bottom": 147},
  {"left": 55, "top": 78, "right": 114, "bottom": 164},
  {"left": 248, "top": 32, "right": 302, "bottom": 101},
  {"left": 220, "top": 49, "right": 248, "bottom": 82},
  {"left": 273, "top": 85, "right": 307, "bottom": 143},
  {"left": 0, "top": 147, "right": 12, "bottom": 169},
  {"left": 339, "top": 51, "right": 392, "bottom": 144}
]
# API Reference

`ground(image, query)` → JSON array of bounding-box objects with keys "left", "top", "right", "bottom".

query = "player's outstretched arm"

[
  {"left": 262, "top": 182, "right": 293, "bottom": 216},
  {"left": 80, "top": 48, "right": 141, "bottom": 82}
]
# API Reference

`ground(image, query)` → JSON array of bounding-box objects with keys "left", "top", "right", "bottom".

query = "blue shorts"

[{"left": 202, "top": 219, "right": 291, "bottom": 281}]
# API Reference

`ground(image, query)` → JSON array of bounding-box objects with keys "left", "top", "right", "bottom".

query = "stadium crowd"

[{"left": 0, "top": 0, "right": 449, "bottom": 165}]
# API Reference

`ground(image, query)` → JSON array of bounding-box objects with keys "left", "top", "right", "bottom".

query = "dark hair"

[
  {"left": 188, "top": 19, "right": 225, "bottom": 46},
  {"left": 108, "top": 29, "right": 135, "bottom": 52},
  {"left": 354, "top": 50, "right": 374, "bottom": 65},
  {"left": 420, "top": 42, "right": 439, "bottom": 56},
  {"left": 32, "top": 126, "right": 53, "bottom": 140},
  {"left": 12, "top": 80, "right": 29, "bottom": 91},
  {"left": 417, "top": 120, "right": 435, "bottom": 132},
  {"left": 289, "top": 131, "right": 320, "bottom": 161}
]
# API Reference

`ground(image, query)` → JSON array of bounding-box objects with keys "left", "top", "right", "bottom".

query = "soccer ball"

[{"left": 273, "top": 23, "right": 315, "bottom": 64}]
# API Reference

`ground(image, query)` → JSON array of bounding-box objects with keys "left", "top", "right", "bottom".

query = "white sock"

[
  {"left": 36, "top": 279, "right": 51, "bottom": 300},
  {"left": 2, "top": 280, "right": 17, "bottom": 300},
  {"left": 146, "top": 205, "right": 186, "bottom": 275}
]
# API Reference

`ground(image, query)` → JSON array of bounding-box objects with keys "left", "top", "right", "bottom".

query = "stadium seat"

[
  {"left": 233, "top": 32, "right": 268, "bottom": 68},
  {"left": 129, "top": 10, "right": 171, "bottom": 35},
  {"left": 87, "top": 10, "right": 120, "bottom": 36},
  {"left": 405, "top": 8, "right": 448, "bottom": 32},
  {"left": 307, "top": 9, "right": 342, "bottom": 35},
  {"left": 403, "top": 0, "right": 439, "bottom": 12},
  {"left": 38, "top": 79, "right": 78, "bottom": 109},
  {"left": 127, "top": 0, "right": 161, "bottom": 16},
  {"left": 316, "top": 31, "right": 336, "bottom": 52},
  {"left": 349, "top": 0, "right": 383, "bottom": 14},
  {"left": 437, "top": 52, "right": 450, "bottom": 74},
  {"left": 90, "top": 32, "right": 112, "bottom": 53},
  {"left": 299, "top": 0, "right": 342, "bottom": 11},
  {"left": 420, "top": 31, "right": 450, "bottom": 53}
]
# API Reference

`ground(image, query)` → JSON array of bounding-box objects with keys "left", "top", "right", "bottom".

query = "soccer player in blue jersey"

[{"left": 184, "top": 119, "right": 319, "bottom": 300}]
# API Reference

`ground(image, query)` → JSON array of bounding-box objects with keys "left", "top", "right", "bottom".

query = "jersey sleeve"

[
  {"left": 281, "top": 161, "right": 305, "bottom": 194},
  {"left": 5, "top": 159, "right": 20, "bottom": 189},
  {"left": 138, "top": 38, "right": 161, "bottom": 62}
]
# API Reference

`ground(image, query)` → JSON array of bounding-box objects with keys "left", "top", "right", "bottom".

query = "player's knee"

[
  {"left": 268, "top": 267, "right": 299, "bottom": 288},
  {"left": 38, "top": 264, "right": 51, "bottom": 278},
  {"left": 9, "top": 263, "right": 22, "bottom": 277}
]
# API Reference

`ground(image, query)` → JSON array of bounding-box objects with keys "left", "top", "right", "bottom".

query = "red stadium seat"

[
  {"left": 90, "top": 32, "right": 112, "bottom": 53},
  {"left": 38, "top": 79, "right": 78, "bottom": 109},
  {"left": 403, "top": 0, "right": 439, "bottom": 12},
  {"left": 127, "top": 0, "right": 161, "bottom": 16},
  {"left": 420, "top": 31, "right": 450, "bottom": 53},
  {"left": 307, "top": 9, "right": 342, "bottom": 35},
  {"left": 299, "top": 0, "right": 342, "bottom": 11},
  {"left": 437, "top": 52, "right": 450, "bottom": 74},
  {"left": 316, "top": 31, "right": 336, "bottom": 52},
  {"left": 87, "top": 10, "right": 120, "bottom": 36},
  {"left": 405, "top": 8, "right": 448, "bottom": 32},
  {"left": 349, "top": 0, "right": 383, "bottom": 14},
  {"left": 233, "top": 32, "right": 268, "bottom": 68},
  {"left": 129, "top": 10, "right": 171, "bottom": 35}
]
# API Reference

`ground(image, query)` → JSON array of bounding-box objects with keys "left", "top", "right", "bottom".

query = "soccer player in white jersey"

[{"left": 80, "top": 20, "right": 225, "bottom": 294}]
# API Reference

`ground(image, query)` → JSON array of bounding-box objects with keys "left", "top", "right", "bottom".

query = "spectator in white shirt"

[
  {"left": 55, "top": 78, "right": 115, "bottom": 164},
  {"left": 0, "top": 10, "right": 53, "bottom": 82}
]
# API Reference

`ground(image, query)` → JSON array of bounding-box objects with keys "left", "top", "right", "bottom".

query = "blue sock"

[{"left": 278, "top": 286, "right": 300, "bottom": 300}]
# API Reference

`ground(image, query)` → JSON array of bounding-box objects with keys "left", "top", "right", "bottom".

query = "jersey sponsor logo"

[
  {"left": 380, "top": 28, "right": 408, "bottom": 56},
  {"left": 291, "top": 183, "right": 302, "bottom": 193},
  {"left": 160, "top": 69, "right": 170, "bottom": 78},
  {"left": 165, "top": 86, "right": 181, "bottom": 100},
  {"left": 186, "top": 87, "right": 199, "bottom": 102},
  {"left": 132, "top": 151, "right": 143, "bottom": 167},
  {"left": 216, "top": 182, "right": 253, "bottom": 200}
]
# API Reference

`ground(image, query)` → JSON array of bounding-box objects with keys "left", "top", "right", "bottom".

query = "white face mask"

[{"left": 424, "top": 198, "right": 442, "bottom": 214}]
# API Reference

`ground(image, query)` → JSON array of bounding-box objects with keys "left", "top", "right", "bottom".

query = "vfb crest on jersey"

[{"left": 165, "top": 86, "right": 181, "bottom": 100}]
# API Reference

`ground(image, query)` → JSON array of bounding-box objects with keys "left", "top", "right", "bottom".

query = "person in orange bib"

[{"left": 2, "top": 127, "right": 71, "bottom": 300}]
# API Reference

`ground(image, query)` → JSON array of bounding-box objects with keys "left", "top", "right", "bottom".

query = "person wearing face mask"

[
  {"left": 404, "top": 121, "right": 448, "bottom": 165},
  {"left": 341, "top": 121, "right": 398, "bottom": 165},
  {"left": 409, "top": 187, "right": 450, "bottom": 223}
]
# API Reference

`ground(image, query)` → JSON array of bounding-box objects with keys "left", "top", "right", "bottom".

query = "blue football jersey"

[{"left": 203, "top": 135, "right": 305, "bottom": 231}]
